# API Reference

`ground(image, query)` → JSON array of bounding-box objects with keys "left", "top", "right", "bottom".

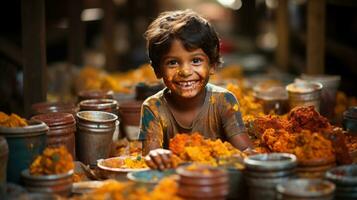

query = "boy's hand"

[
  {"left": 144, "top": 148, "right": 173, "bottom": 170},
  {"left": 243, "top": 147, "right": 258, "bottom": 156}
]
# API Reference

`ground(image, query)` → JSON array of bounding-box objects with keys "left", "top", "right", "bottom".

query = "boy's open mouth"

[{"left": 175, "top": 80, "right": 200, "bottom": 90}]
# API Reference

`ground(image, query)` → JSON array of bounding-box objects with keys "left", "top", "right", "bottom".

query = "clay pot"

[
  {"left": 176, "top": 164, "right": 229, "bottom": 199},
  {"left": 21, "top": 169, "right": 73, "bottom": 197},
  {"left": 31, "top": 102, "right": 77, "bottom": 117},
  {"left": 31, "top": 113, "right": 76, "bottom": 159},
  {"left": 118, "top": 100, "right": 142, "bottom": 141},
  {"left": 77, "top": 89, "right": 114, "bottom": 102}
]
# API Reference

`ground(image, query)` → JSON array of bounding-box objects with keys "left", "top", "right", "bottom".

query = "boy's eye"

[
  {"left": 166, "top": 60, "right": 178, "bottom": 67},
  {"left": 192, "top": 58, "right": 203, "bottom": 65}
]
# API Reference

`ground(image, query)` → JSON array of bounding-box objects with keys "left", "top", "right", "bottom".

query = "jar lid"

[
  {"left": 31, "top": 102, "right": 76, "bottom": 115},
  {"left": 31, "top": 113, "right": 75, "bottom": 127},
  {"left": 343, "top": 106, "right": 357, "bottom": 120},
  {"left": 78, "top": 89, "right": 114, "bottom": 101}
]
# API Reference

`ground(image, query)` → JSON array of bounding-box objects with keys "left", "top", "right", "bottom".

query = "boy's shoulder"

[
  {"left": 207, "top": 83, "right": 238, "bottom": 103},
  {"left": 142, "top": 88, "right": 166, "bottom": 108},
  {"left": 207, "top": 83, "right": 233, "bottom": 95}
]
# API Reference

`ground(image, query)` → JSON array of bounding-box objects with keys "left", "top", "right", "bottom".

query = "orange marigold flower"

[{"left": 29, "top": 146, "right": 74, "bottom": 175}]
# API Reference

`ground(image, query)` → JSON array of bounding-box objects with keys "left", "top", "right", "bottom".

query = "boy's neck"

[{"left": 166, "top": 87, "right": 207, "bottom": 111}]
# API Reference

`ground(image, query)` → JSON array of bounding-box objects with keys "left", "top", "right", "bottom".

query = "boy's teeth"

[{"left": 179, "top": 81, "right": 195, "bottom": 87}]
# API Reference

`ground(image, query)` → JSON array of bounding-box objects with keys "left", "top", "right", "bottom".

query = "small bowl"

[
  {"left": 97, "top": 156, "right": 149, "bottom": 180},
  {"left": 127, "top": 169, "right": 176, "bottom": 184}
]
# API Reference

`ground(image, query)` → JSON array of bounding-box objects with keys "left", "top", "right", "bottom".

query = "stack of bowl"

[
  {"left": 326, "top": 164, "right": 357, "bottom": 200},
  {"left": 276, "top": 178, "right": 335, "bottom": 200},
  {"left": 244, "top": 153, "right": 297, "bottom": 200},
  {"left": 176, "top": 164, "right": 229, "bottom": 200}
]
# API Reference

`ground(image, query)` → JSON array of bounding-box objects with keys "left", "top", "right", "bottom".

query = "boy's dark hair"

[{"left": 144, "top": 9, "right": 222, "bottom": 74}]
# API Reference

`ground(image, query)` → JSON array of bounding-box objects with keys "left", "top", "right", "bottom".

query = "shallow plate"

[{"left": 97, "top": 156, "right": 149, "bottom": 173}]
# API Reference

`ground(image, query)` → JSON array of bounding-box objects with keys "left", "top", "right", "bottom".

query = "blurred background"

[{"left": 0, "top": 0, "right": 356, "bottom": 117}]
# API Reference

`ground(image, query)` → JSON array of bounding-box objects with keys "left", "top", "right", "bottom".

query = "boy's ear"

[{"left": 209, "top": 63, "right": 217, "bottom": 75}]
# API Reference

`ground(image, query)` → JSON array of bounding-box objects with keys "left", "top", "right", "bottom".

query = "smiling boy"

[{"left": 139, "top": 9, "right": 253, "bottom": 169}]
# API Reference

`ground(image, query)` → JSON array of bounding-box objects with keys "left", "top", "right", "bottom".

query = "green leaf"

[{"left": 52, "top": 153, "right": 60, "bottom": 162}]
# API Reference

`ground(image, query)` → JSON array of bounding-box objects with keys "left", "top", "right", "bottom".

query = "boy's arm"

[
  {"left": 220, "top": 92, "right": 253, "bottom": 151},
  {"left": 229, "top": 133, "right": 253, "bottom": 151},
  {"left": 139, "top": 105, "right": 164, "bottom": 155}
]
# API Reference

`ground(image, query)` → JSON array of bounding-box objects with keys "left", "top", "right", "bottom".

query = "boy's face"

[{"left": 158, "top": 39, "right": 214, "bottom": 99}]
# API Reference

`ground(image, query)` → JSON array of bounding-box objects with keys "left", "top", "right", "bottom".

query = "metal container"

[
  {"left": 300, "top": 74, "right": 340, "bottom": 120},
  {"left": 227, "top": 168, "right": 248, "bottom": 200},
  {"left": 79, "top": 99, "right": 120, "bottom": 140},
  {"left": 76, "top": 111, "right": 118, "bottom": 166},
  {"left": 286, "top": 81, "right": 323, "bottom": 112},
  {"left": 244, "top": 153, "right": 297, "bottom": 200},
  {"left": 31, "top": 113, "right": 76, "bottom": 159},
  {"left": 326, "top": 164, "right": 357, "bottom": 200},
  {"left": 31, "top": 102, "right": 77, "bottom": 117},
  {"left": 118, "top": 100, "right": 142, "bottom": 141},
  {"left": 21, "top": 169, "right": 73, "bottom": 197},
  {"left": 296, "top": 158, "right": 336, "bottom": 179},
  {"left": 343, "top": 106, "right": 357, "bottom": 134},
  {"left": 77, "top": 89, "right": 114, "bottom": 103},
  {"left": 0, "top": 136, "right": 8, "bottom": 197},
  {"left": 79, "top": 99, "right": 119, "bottom": 115},
  {"left": 254, "top": 85, "right": 289, "bottom": 115},
  {"left": 276, "top": 178, "right": 335, "bottom": 200},
  {"left": 0, "top": 120, "right": 48, "bottom": 183}
]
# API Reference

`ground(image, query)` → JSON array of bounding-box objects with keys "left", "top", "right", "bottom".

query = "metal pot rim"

[
  {"left": 21, "top": 169, "right": 74, "bottom": 180},
  {"left": 276, "top": 178, "right": 335, "bottom": 197},
  {"left": 286, "top": 82, "right": 323, "bottom": 94},
  {"left": 244, "top": 153, "right": 297, "bottom": 170},
  {"left": 0, "top": 120, "right": 49, "bottom": 136},
  {"left": 326, "top": 165, "right": 357, "bottom": 184},
  {"left": 77, "top": 111, "right": 118, "bottom": 123}
]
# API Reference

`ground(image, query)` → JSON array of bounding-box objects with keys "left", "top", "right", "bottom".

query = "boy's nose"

[{"left": 178, "top": 65, "right": 192, "bottom": 77}]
